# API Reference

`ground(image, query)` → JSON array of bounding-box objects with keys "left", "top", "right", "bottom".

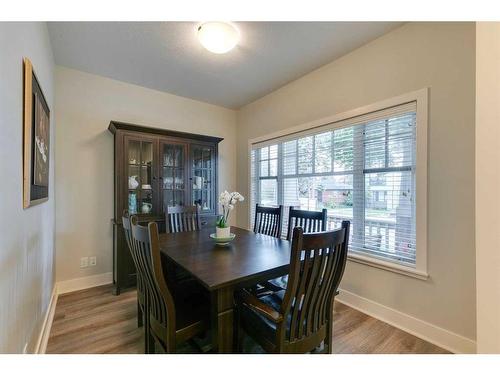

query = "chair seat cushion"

[
  {"left": 267, "top": 275, "right": 288, "bottom": 290},
  {"left": 249, "top": 275, "right": 287, "bottom": 297},
  {"left": 239, "top": 290, "right": 287, "bottom": 343},
  {"left": 266, "top": 275, "right": 339, "bottom": 297}
]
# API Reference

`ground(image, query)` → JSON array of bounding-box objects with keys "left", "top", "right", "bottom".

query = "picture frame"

[{"left": 23, "top": 57, "right": 50, "bottom": 208}]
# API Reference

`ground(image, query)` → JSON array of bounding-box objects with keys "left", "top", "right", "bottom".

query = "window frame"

[{"left": 247, "top": 89, "right": 428, "bottom": 280}]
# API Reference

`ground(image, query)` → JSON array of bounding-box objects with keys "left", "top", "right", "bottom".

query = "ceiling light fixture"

[{"left": 197, "top": 22, "right": 239, "bottom": 54}]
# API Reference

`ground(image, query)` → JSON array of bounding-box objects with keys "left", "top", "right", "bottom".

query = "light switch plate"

[
  {"left": 90, "top": 256, "right": 97, "bottom": 266},
  {"left": 80, "top": 257, "right": 89, "bottom": 268}
]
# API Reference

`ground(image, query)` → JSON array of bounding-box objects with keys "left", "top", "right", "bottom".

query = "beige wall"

[
  {"left": 0, "top": 23, "right": 55, "bottom": 353},
  {"left": 54, "top": 66, "right": 237, "bottom": 283},
  {"left": 236, "top": 23, "right": 476, "bottom": 342},
  {"left": 476, "top": 22, "right": 500, "bottom": 353}
]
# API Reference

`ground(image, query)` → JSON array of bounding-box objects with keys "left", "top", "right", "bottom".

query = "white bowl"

[{"left": 209, "top": 233, "right": 236, "bottom": 246}]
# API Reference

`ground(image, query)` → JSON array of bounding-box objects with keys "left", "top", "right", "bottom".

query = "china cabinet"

[{"left": 109, "top": 121, "right": 223, "bottom": 294}]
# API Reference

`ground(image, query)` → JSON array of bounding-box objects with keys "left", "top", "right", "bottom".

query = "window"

[{"left": 250, "top": 93, "right": 428, "bottom": 278}]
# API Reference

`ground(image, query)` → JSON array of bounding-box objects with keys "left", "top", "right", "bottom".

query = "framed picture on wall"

[{"left": 23, "top": 57, "right": 50, "bottom": 208}]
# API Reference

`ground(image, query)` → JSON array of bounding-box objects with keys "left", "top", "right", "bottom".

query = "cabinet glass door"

[
  {"left": 127, "top": 139, "right": 155, "bottom": 215},
  {"left": 191, "top": 145, "right": 215, "bottom": 214},
  {"left": 161, "top": 143, "right": 186, "bottom": 211}
]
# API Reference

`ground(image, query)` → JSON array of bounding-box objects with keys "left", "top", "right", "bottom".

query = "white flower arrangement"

[{"left": 217, "top": 191, "right": 244, "bottom": 228}]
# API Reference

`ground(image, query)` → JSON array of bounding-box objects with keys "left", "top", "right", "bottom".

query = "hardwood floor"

[{"left": 47, "top": 284, "right": 449, "bottom": 354}]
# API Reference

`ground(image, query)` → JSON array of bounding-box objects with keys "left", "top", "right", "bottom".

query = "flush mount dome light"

[{"left": 197, "top": 22, "right": 239, "bottom": 54}]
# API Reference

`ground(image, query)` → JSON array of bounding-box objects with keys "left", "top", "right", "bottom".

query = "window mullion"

[
  {"left": 295, "top": 140, "right": 298, "bottom": 176},
  {"left": 353, "top": 125, "right": 365, "bottom": 247},
  {"left": 385, "top": 119, "right": 389, "bottom": 168},
  {"left": 312, "top": 135, "right": 316, "bottom": 174},
  {"left": 277, "top": 143, "right": 284, "bottom": 206},
  {"left": 256, "top": 149, "right": 261, "bottom": 206},
  {"left": 331, "top": 130, "right": 335, "bottom": 173}
]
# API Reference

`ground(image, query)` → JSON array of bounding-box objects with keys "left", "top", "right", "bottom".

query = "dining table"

[{"left": 159, "top": 226, "right": 291, "bottom": 353}]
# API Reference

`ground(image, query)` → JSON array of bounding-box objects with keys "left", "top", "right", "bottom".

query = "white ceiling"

[{"left": 48, "top": 22, "right": 402, "bottom": 109}]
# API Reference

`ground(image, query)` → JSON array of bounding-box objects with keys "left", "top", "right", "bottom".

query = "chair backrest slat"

[
  {"left": 299, "top": 247, "right": 322, "bottom": 338},
  {"left": 279, "top": 221, "right": 350, "bottom": 343},
  {"left": 286, "top": 208, "right": 327, "bottom": 240},
  {"left": 253, "top": 204, "right": 283, "bottom": 238},
  {"left": 306, "top": 247, "right": 329, "bottom": 334},
  {"left": 316, "top": 243, "right": 339, "bottom": 329},
  {"left": 166, "top": 205, "right": 201, "bottom": 233}
]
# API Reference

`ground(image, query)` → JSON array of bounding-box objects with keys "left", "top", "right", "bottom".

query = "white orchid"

[{"left": 217, "top": 191, "right": 244, "bottom": 228}]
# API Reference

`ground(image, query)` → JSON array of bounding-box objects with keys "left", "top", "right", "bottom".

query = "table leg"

[{"left": 211, "top": 286, "right": 235, "bottom": 353}]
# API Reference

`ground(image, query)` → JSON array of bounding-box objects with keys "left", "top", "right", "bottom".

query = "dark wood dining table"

[{"left": 159, "top": 226, "right": 291, "bottom": 353}]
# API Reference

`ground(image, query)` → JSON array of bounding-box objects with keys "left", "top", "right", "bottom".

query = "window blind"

[{"left": 250, "top": 101, "right": 418, "bottom": 267}]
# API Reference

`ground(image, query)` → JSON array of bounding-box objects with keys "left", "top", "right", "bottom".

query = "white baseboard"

[
  {"left": 56, "top": 272, "right": 113, "bottom": 295},
  {"left": 33, "top": 285, "right": 58, "bottom": 354},
  {"left": 336, "top": 288, "right": 477, "bottom": 354}
]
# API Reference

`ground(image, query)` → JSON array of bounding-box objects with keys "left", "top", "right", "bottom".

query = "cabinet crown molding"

[{"left": 108, "top": 120, "right": 224, "bottom": 144}]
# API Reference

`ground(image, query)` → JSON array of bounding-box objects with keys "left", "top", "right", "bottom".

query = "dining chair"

[
  {"left": 286, "top": 208, "right": 328, "bottom": 240},
  {"left": 165, "top": 205, "right": 202, "bottom": 282},
  {"left": 235, "top": 221, "right": 350, "bottom": 354},
  {"left": 122, "top": 210, "right": 149, "bottom": 352},
  {"left": 130, "top": 216, "right": 210, "bottom": 353},
  {"left": 253, "top": 204, "right": 283, "bottom": 238},
  {"left": 166, "top": 205, "right": 201, "bottom": 233},
  {"left": 251, "top": 204, "right": 287, "bottom": 296},
  {"left": 266, "top": 208, "right": 329, "bottom": 292}
]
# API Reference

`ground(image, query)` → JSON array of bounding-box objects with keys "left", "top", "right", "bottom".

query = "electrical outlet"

[
  {"left": 80, "top": 257, "right": 89, "bottom": 268},
  {"left": 89, "top": 256, "right": 97, "bottom": 266}
]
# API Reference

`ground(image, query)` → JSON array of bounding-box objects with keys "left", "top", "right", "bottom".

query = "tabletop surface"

[{"left": 159, "top": 227, "right": 291, "bottom": 291}]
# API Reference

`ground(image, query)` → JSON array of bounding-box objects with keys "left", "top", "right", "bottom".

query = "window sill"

[{"left": 347, "top": 252, "right": 429, "bottom": 280}]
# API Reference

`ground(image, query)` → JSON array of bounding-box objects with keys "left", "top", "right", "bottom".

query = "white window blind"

[{"left": 250, "top": 101, "right": 418, "bottom": 267}]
